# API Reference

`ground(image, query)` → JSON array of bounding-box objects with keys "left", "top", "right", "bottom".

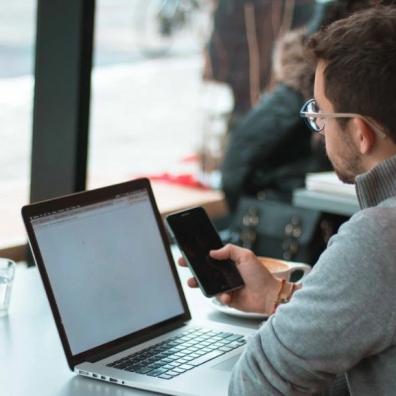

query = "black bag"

[{"left": 229, "top": 196, "right": 344, "bottom": 265}]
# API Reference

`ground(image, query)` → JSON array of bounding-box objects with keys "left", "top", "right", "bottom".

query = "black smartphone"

[{"left": 166, "top": 207, "right": 244, "bottom": 297}]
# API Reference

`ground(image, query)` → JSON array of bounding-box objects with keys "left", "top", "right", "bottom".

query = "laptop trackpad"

[{"left": 212, "top": 355, "right": 240, "bottom": 371}]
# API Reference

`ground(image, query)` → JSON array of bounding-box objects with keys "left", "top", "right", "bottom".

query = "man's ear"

[{"left": 352, "top": 118, "right": 376, "bottom": 154}]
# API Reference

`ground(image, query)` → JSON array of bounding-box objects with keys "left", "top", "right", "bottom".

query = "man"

[{"left": 179, "top": 6, "right": 396, "bottom": 394}]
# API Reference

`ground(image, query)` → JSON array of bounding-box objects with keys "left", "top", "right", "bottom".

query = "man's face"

[{"left": 314, "top": 61, "right": 364, "bottom": 184}]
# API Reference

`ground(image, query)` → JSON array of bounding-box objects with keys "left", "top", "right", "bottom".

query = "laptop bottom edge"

[{"left": 76, "top": 322, "right": 255, "bottom": 396}]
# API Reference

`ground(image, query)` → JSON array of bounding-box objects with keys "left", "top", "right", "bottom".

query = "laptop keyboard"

[{"left": 106, "top": 327, "right": 246, "bottom": 380}]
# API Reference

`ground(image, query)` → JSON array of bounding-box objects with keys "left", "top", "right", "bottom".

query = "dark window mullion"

[{"left": 30, "top": 0, "right": 95, "bottom": 203}]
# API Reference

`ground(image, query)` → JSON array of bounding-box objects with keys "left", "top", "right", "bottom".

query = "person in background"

[
  {"left": 203, "top": 0, "right": 315, "bottom": 127},
  {"left": 221, "top": 0, "right": 375, "bottom": 212},
  {"left": 180, "top": 5, "right": 396, "bottom": 394},
  {"left": 220, "top": 23, "right": 326, "bottom": 211}
]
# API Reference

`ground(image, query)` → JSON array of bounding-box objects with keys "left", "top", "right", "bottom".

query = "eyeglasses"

[{"left": 300, "top": 99, "right": 386, "bottom": 138}]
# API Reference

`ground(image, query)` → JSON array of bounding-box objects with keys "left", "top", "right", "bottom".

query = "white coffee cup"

[{"left": 258, "top": 256, "right": 311, "bottom": 282}]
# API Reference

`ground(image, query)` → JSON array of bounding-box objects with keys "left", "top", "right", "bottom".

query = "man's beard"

[
  {"left": 326, "top": 138, "right": 364, "bottom": 184},
  {"left": 331, "top": 161, "right": 358, "bottom": 184}
]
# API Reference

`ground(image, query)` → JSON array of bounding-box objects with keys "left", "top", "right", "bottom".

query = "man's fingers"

[
  {"left": 178, "top": 257, "right": 188, "bottom": 267},
  {"left": 210, "top": 244, "right": 249, "bottom": 263},
  {"left": 209, "top": 244, "right": 233, "bottom": 260},
  {"left": 178, "top": 258, "right": 197, "bottom": 287},
  {"left": 218, "top": 292, "right": 232, "bottom": 305},
  {"left": 187, "top": 277, "right": 198, "bottom": 288}
]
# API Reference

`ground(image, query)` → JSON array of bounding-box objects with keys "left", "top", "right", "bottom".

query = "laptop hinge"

[{"left": 88, "top": 321, "right": 188, "bottom": 363}]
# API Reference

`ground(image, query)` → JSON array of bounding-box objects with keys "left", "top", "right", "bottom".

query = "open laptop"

[{"left": 22, "top": 178, "right": 255, "bottom": 396}]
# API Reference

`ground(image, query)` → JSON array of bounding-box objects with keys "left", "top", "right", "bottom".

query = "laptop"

[{"left": 22, "top": 178, "right": 255, "bottom": 396}]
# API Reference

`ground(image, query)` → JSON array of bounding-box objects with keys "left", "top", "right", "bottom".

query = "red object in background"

[
  {"left": 138, "top": 172, "right": 210, "bottom": 190},
  {"left": 180, "top": 154, "right": 200, "bottom": 163},
  {"left": 135, "top": 153, "right": 209, "bottom": 189}
]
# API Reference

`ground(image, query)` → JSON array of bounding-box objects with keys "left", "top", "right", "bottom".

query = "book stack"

[{"left": 305, "top": 172, "right": 356, "bottom": 197}]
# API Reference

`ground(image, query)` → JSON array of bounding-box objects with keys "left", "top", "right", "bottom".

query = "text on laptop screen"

[{"left": 31, "top": 189, "right": 184, "bottom": 355}]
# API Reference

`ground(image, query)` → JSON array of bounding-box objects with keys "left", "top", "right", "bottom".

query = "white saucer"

[{"left": 210, "top": 297, "right": 268, "bottom": 320}]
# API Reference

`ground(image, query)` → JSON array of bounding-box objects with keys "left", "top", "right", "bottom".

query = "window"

[
  {"left": 88, "top": 0, "right": 232, "bottom": 190},
  {"left": 0, "top": 1, "right": 36, "bottom": 249},
  {"left": 1, "top": 0, "right": 315, "bottom": 258}
]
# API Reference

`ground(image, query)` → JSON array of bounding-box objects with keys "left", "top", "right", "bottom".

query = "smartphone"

[{"left": 166, "top": 207, "right": 244, "bottom": 297}]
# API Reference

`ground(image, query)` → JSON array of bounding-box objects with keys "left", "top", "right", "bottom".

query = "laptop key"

[
  {"left": 146, "top": 363, "right": 163, "bottom": 370},
  {"left": 228, "top": 341, "right": 246, "bottom": 349},
  {"left": 219, "top": 346, "right": 233, "bottom": 352},
  {"left": 189, "top": 350, "right": 225, "bottom": 366},
  {"left": 162, "top": 364, "right": 177, "bottom": 370},
  {"left": 134, "top": 367, "right": 153, "bottom": 374},
  {"left": 166, "top": 370, "right": 182, "bottom": 377},
  {"left": 158, "top": 374, "right": 173, "bottom": 380},
  {"left": 224, "top": 335, "right": 245, "bottom": 342},
  {"left": 124, "top": 366, "right": 140, "bottom": 372},
  {"left": 161, "top": 357, "right": 174, "bottom": 364},
  {"left": 182, "top": 355, "right": 196, "bottom": 362},
  {"left": 172, "top": 367, "right": 186, "bottom": 373},
  {"left": 114, "top": 362, "right": 130, "bottom": 369},
  {"left": 172, "top": 346, "right": 185, "bottom": 351},
  {"left": 157, "top": 358, "right": 172, "bottom": 365},
  {"left": 218, "top": 332, "right": 234, "bottom": 338},
  {"left": 147, "top": 368, "right": 169, "bottom": 377},
  {"left": 179, "top": 364, "right": 194, "bottom": 370},
  {"left": 206, "top": 345, "right": 217, "bottom": 351}
]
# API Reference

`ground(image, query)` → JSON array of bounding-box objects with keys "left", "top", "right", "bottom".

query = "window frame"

[{"left": 6, "top": 0, "right": 95, "bottom": 262}]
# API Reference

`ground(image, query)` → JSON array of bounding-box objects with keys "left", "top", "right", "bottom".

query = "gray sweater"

[{"left": 229, "top": 155, "right": 396, "bottom": 396}]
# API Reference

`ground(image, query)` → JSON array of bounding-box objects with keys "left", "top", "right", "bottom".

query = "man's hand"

[{"left": 178, "top": 244, "right": 281, "bottom": 315}]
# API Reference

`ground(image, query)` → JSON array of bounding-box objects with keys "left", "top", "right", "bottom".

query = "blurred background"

[{"left": 0, "top": 0, "right": 319, "bottom": 252}]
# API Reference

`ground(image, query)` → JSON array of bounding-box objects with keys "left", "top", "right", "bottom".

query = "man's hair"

[{"left": 307, "top": 6, "right": 396, "bottom": 142}]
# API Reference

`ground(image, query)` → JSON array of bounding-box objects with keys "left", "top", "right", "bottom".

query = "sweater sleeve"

[{"left": 229, "top": 207, "right": 396, "bottom": 395}]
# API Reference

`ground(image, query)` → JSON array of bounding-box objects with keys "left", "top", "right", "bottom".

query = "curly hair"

[{"left": 272, "top": 29, "right": 314, "bottom": 100}]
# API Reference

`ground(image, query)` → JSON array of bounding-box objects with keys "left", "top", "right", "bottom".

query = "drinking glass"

[{"left": 0, "top": 258, "right": 16, "bottom": 317}]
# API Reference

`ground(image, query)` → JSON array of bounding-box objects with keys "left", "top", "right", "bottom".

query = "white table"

[{"left": 0, "top": 250, "right": 262, "bottom": 396}]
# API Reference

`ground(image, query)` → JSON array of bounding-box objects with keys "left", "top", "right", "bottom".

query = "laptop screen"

[{"left": 30, "top": 188, "right": 185, "bottom": 356}]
